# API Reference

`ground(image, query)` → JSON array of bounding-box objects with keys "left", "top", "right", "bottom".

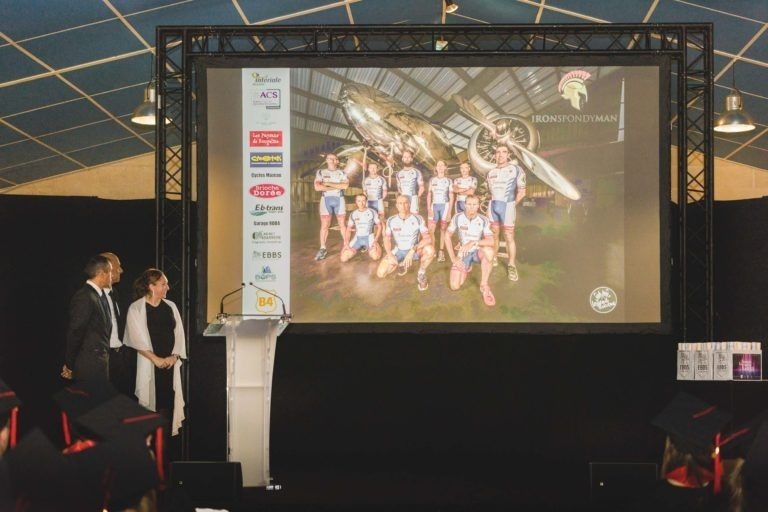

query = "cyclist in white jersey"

[
  {"left": 485, "top": 146, "right": 526, "bottom": 281},
  {"left": 341, "top": 194, "right": 382, "bottom": 262},
  {"left": 313, "top": 153, "right": 349, "bottom": 261},
  {"left": 453, "top": 161, "right": 477, "bottom": 215},
  {"left": 376, "top": 195, "right": 435, "bottom": 291},
  {"left": 395, "top": 150, "right": 424, "bottom": 214},
  {"left": 426, "top": 160, "right": 454, "bottom": 264},
  {"left": 362, "top": 162, "right": 388, "bottom": 220},
  {"left": 445, "top": 195, "right": 496, "bottom": 306}
]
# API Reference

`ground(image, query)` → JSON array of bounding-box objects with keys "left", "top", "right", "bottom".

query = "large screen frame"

[
  {"left": 195, "top": 53, "right": 672, "bottom": 334},
  {"left": 155, "top": 24, "right": 715, "bottom": 339}
]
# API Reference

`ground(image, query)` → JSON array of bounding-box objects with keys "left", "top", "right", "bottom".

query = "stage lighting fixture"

[
  {"left": 445, "top": 0, "right": 458, "bottom": 13},
  {"left": 435, "top": 38, "right": 449, "bottom": 51},
  {"left": 715, "top": 62, "right": 756, "bottom": 134}
]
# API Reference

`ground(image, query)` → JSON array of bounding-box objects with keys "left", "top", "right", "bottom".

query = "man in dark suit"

[
  {"left": 100, "top": 252, "right": 136, "bottom": 397},
  {"left": 61, "top": 255, "right": 113, "bottom": 382}
]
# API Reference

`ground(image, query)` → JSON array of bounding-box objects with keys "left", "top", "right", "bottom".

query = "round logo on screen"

[{"left": 589, "top": 287, "right": 617, "bottom": 314}]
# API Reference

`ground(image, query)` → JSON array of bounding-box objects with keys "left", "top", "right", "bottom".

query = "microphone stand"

[{"left": 218, "top": 283, "right": 245, "bottom": 320}]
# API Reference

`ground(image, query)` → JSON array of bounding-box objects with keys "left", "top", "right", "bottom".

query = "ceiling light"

[
  {"left": 714, "top": 63, "right": 756, "bottom": 134},
  {"left": 445, "top": 0, "right": 458, "bottom": 13},
  {"left": 131, "top": 79, "right": 159, "bottom": 126}
]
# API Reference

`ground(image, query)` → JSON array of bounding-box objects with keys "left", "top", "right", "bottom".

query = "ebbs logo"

[{"left": 252, "top": 251, "right": 282, "bottom": 259}]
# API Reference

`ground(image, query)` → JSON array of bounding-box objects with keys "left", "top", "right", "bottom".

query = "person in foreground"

[
  {"left": 624, "top": 391, "right": 731, "bottom": 512},
  {"left": 124, "top": 269, "right": 186, "bottom": 436},
  {"left": 718, "top": 413, "right": 768, "bottom": 512}
]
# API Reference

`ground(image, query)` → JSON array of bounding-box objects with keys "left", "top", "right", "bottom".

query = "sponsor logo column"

[{"left": 242, "top": 69, "right": 290, "bottom": 315}]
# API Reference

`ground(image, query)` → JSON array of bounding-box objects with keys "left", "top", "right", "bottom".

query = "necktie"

[
  {"left": 99, "top": 291, "right": 112, "bottom": 323},
  {"left": 108, "top": 289, "right": 120, "bottom": 321}
]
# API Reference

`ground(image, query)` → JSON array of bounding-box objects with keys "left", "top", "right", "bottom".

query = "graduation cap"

[
  {"left": 652, "top": 392, "right": 732, "bottom": 494},
  {"left": 101, "top": 436, "right": 161, "bottom": 511},
  {"left": 651, "top": 392, "right": 731, "bottom": 453},
  {"left": 52, "top": 379, "right": 118, "bottom": 446},
  {"left": 0, "top": 378, "right": 21, "bottom": 450},
  {"left": 59, "top": 434, "right": 160, "bottom": 511},
  {"left": 4, "top": 428, "right": 106, "bottom": 511},
  {"left": 61, "top": 440, "right": 111, "bottom": 512},
  {"left": 719, "top": 410, "right": 768, "bottom": 460},
  {"left": 75, "top": 395, "right": 169, "bottom": 486}
]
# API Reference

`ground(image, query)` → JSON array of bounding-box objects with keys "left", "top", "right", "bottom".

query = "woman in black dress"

[{"left": 124, "top": 269, "right": 186, "bottom": 436}]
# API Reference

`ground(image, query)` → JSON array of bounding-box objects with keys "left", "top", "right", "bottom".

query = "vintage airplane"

[{"left": 307, "top": 81, "right": 581, "bottom": 201}]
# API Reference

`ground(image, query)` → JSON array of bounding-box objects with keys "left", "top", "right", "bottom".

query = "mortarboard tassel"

[
  {"left": 10, "top": 406, "right": 18, "bottom": 448},
  {"left": 61, "top": 411, "right": 72, "bottom": 446},
  {"left": 154, "top": 426, "right": 166, "bottom": 490},
  {"left": 713, "top": 433, "right": 722, "bottom": 494}
]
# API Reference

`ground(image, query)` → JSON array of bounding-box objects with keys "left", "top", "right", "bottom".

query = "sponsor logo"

[
  {"left": 249, "top": 184, "right": 285, "bottom": 198},
  {"left": 250, "top": 172, "right": 282, "bottom": 178},
  {"left": 251, "top": 89, "right": 281, "bottom": 109},
  {"left": 253, "top": 265, "right": 277, "bottom": 282},
  {"left": 251, "top": 72, "right": 282, "bottom": 85},
  {"left": 249, "top": 131, "right": 283, "bottom": 147},
  {"left": 250, "top": 204, "right": 285, "bottom": 216},
  {"left": 249, "top": 152, "right": 283, "bottom": 168},
  {"left": 589, "top": 286, "right": 617, "bottom": 314},
  {"left": 252, "top": 250, "right": 283, "bottom": 259},
  {"left": 254, "top": 288, "right": 279, "bottom": 313},
  {"left": 558, "top": 69, "right": 591, "bottom": 111},
  {"left": 252, "top": 231, "right": 282, "bottom": 243}
]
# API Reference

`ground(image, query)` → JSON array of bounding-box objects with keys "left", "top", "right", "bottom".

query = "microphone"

[
  {"left": 248, "top": 282, "right": 288, "bottom": 319},
  {"left": 219, "top": 283, "right": 245, "bottom": 318}
]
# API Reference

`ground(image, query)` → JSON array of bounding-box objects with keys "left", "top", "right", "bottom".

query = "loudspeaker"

[
  {"left": 169, "top": 461, "right": 243, "bottom": 511},
  {"left": 589, "top": 462, "right": 657, "bottom": 505}
]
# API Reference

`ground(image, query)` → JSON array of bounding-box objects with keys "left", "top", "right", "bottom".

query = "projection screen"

[{"left": 200, "top": 56, "right": 670, "bottom": 332}]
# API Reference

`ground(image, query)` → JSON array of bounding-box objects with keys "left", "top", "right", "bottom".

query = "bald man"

[{"left": 101, "top": 252, "right": 135, "bottom": 397}]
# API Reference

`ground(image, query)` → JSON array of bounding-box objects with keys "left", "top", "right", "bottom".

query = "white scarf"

[{"left": 124, "top": 297, "right": 187, "bottom": 436}]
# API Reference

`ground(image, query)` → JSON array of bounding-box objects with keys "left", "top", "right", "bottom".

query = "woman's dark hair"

[{"left": 133, "top": 268, "right": 165, "bottom": 299}]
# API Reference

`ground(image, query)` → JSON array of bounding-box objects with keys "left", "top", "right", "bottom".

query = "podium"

[{"left": 204, "top": 315, "right": 289, "bottom": 487}]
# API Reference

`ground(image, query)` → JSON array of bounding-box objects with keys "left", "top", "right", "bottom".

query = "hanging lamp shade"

[
  {"left": 714, "top": 89, "right": 756, "bottom": 133},
  {"left": 131, "top": 80, "right": 158, "bottom": 126}
]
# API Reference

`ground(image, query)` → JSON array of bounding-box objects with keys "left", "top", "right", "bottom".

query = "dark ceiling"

[{"left": 0, "top": 0, "right": 765, "bottom": 190}]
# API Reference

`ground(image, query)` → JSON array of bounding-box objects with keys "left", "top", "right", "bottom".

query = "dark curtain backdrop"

[
  {"left": 0, "top": 195, "right": 156, "bottom": 442},
  {"left": 1, "top": 195, "right": 766, "bottom": 508}
]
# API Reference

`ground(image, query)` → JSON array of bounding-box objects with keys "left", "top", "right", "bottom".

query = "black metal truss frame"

[{"left": 156, "top": 22, "right": 713, "bottom": 341}]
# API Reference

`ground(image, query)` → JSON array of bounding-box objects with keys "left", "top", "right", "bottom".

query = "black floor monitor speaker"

[
  {"left": 589, "top": 462, "right": 658, "bottom": 506},
  {"left": 169, "top": 461, "right": 243, "bottom": 511}
]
